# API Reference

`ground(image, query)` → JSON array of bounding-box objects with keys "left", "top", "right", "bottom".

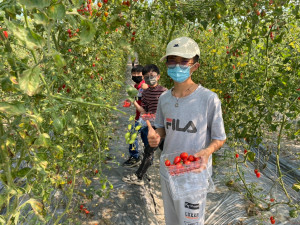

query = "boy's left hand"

[{"left": 194, "top": 149, "right": 210, "bottom": 171}]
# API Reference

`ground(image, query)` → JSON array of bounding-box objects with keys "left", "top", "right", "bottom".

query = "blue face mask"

[{"left": 167, "top": 65, "right": 191, "bottom": 83}]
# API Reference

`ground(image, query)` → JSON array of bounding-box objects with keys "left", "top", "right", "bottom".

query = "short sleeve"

[
  {"left": 154, "top": 97, "right": 164, "bottom": 128},
  {"left": 207, "top": 94, "right": 226, "bottom": 140}
]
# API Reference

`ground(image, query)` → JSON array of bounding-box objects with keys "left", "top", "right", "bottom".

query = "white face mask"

[{"left": 144, "top": 75, "right": 157, "bottom": 86}]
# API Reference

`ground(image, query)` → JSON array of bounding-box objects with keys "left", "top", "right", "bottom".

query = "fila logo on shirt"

[
  {"left": 185, "top": 202, "right": 200, "bottom": 210},
  {"left": 166, "top": 118, "right": 197, "bottom": 133}
]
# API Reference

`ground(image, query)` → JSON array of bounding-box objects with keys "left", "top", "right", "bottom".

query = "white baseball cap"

[{"left": 160, "top": 37, "right": 200, "bottom": 61}]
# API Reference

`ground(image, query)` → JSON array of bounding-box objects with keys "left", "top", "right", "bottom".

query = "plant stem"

[
  {"left": 235, "top": 157, "right": 255, "bottom": 200},
  {"left": 52, "top": 95, "right": 126, "bottom": 114},
  {"left": 87, "top": 113, "right": 102, "bottom": 174},
  {"left": 22, "top": 5, "right": 38, "bottom": 64},
  {"left": 275, "top": 115, "right": 291, "bottom": 202},
  {"left": 53, "top": 169, "right": 75, "bottom": 225}
]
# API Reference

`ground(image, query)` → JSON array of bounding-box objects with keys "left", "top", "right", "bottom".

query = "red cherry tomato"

[
  {"left": 256, "top": 172, "right": 261, "bottom": 178},
  {"left": 187, "top": 155, "right": 195, "bottom": 162},
  {"left": 184, "top": 160, "right": 191, "bottom": 165},
  {"left": 173, "top": 156, "right": 181, "bottom": 165},
  {"left": 165, "top": 160, "right": 171, "bottom": 166},
  {"left": 180, "top": 152, "right": 188, "bottom": 161}
]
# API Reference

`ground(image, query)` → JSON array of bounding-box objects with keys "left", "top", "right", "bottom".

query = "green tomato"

[
  {"left": 124, "top": 132, "right": 130, "bottom": 139},
  {"left": 130, "top": 133, "right": 137, "bottom": 140},
  {"left": 289, "top": 210, "right": 298, "bottom": 218},
  {"left": 135, "top": 125, "right": 142, "bottom": 131},
  {"left": 128, "top": 124, "right": 132, "bottom": 130}
]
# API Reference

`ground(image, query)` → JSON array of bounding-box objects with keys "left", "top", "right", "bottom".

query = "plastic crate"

[{"left": 160, "top": 152, "right": 214, "bottom": 200}]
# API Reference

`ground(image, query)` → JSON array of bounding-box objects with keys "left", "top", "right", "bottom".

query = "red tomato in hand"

[
  {"left": 180, "top": 152, "right": 188, "bottom": 161},
  {"left": 173, "top": 156, "right": 181, "bottom": 164},
  {"left": 184, "top": 160, "right": 191, "bottom": 165},
  {"left": 187, "top": 155, "right": 195, "bottom": 162}
]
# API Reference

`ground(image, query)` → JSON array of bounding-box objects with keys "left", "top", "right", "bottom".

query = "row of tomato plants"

[{"left": 0, "top": 0, "right": 144, "bottom": 224}]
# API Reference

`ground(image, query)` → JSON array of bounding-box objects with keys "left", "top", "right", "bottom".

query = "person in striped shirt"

[{"left": 123, "top": 64, "right": 167, "bottom": 186}]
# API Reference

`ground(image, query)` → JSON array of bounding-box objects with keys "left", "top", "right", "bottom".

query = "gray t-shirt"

[{"left": 154, "top": 84, "right": 226, "bottom": 175}]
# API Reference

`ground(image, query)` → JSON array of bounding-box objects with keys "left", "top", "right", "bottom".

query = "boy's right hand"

[{"left": 146, "top": 120, "right": 160, "bottom": 147}]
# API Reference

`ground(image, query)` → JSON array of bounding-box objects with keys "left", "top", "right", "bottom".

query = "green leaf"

[
  {"left": 19, "top": 67, "right": 40, "bottom": 96},
  {"left": 19, "top": 0, "right": 51, "bottom": 9},
  {"left": 0, "top": 102, "right": 26, "bottom": 116},
  {"left": 27, "top": 199, "right": 45, "bottom": 221},
  {"left": 52, "top": 53, "right": 66, "bottom": 67},
  {"left": 16, "top": 167, "right": 31, "bottom": 177},
  {"left": 82, "top": 176, "right": 92, "bottom": 186},
  {"left": 200, "top": 20, "right": 208, "bottom": 30},
  {"left": 247, "top": 152, "right": 256, "bottom": 162},
  {"left": 292, "top": 183, "right": 300, "bottom": 192},
  {"left": 0, "top": 216, "right": 5, "bottom": 224},
  {"left": 27, "top": 29, "right": 44, "bottom": 47},
  {"left": 33, "top": 133, "right": 51, "bottom": 148},
  {"left": 5, "top": 19, "right": 44, "bottom": 50},
  {"left": 47, "top": 3, "right": 66, "bottom": 20},
  {"left": 126, "top": 85, "right": 138, "bottom": 99},
  {"left": 33, "top": 12, "right": 49, "bottom": 25},
  {"left": 53, "top": 145, "right": 64, "bottom": 160},
  {"left": 52, "top": 117, "right": 64, "bottom": 133},
  {"left": 289, "top": 209, "right": 298, "bottom": 218},
  {"left": 76, "top": 153, "right": 84, "bottom": 158},
  {"left": 79, "top": 20, "right": 96, "bottom": 45}
]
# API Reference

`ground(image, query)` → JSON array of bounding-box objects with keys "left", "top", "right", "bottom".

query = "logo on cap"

[{"left": 173, "top": 44, "right": 179, "bottom": 47}]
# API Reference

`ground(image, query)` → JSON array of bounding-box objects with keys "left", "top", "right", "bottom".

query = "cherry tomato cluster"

[
  {"left": 165, "top": 152, "right": 201, "bottom": 176},
  {"left": 236, "top": 149, "right": 249, "bottom": 158},
  {"left": 140, "top": 113, "right": 155, "bottom": 121},
  {"left": 225, "top": 47, "right": 244, "bottom": 58},
  {"left": 224, "top": 93, "right": 232, "bottom": 103},
  {"left": 254, "top": 169, "right": 261, "bottom": 178},
  {"left": 122, "top": 1, "right": 130, "bottom": 6},
  {"left": 80, "top": 204, "right": 90, "bottom": 215},
  {"left": 77, "top": 0, "right": 93, "bottom": 16},
  {"left": 270, "top": 216, "right": 275, "bottom": 224},
  {"left": 57, "top": 84, "right": 71, "bottom": 93},
  {"left": 67, "top": 28, "right": 79, "bottom": 38},
  {"left": 122, "top": 100, "right": 131, "bottom": 107},
  {"left": 131, "top": 31, "right": 136, "bottom": 42}
]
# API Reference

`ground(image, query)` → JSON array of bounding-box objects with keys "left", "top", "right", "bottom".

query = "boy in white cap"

[{"left": 147, "top": 37, "right": 227, "bottom": 225}]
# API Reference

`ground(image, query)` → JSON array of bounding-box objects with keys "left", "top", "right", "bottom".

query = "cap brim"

[{"left": 160, "top": 52, "right": 198, "bottom": 62}]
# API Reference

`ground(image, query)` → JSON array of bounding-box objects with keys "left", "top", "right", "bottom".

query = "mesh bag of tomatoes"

[{"left": 164, "top": 152, "right": 203, "bottom": 176}]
